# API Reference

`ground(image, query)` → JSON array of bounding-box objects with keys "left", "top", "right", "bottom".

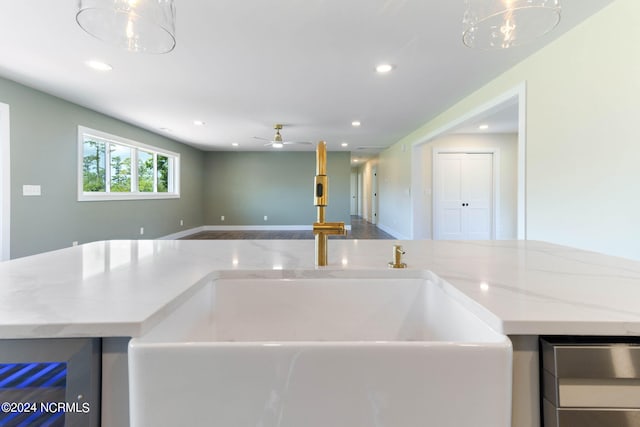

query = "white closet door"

[{"left": 436, "top": 153, "right": 493, "bottom": 240}]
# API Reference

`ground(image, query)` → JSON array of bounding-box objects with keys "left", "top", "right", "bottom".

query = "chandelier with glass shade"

[
  {"left": 462, "top": 0, "right": 561, "bottom": 49},
  {"left": 76, "top": 0, "right": 176, "bottom": 54}
]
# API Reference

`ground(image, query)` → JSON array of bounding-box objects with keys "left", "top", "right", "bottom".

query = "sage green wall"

[
  {"left": 379, "top": 0, "right": 640, "bottom": 260},
  {"left": 1, "top": 77, "right": 205, "bottom": 258},
  {"left": 204, "top": 151, "right": 351, "bottom": 226}
]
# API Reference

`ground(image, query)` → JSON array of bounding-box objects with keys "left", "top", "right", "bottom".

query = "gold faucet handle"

[{"left": 313, "top": 222, "right": 347, "bottom": 236}]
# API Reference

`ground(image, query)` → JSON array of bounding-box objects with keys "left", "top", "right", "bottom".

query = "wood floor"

[{"left": 182, "top": 216, "right": 395, "bottom": 240}]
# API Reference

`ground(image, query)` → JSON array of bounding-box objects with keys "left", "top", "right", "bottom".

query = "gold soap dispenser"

[{"left": 388, "top": 244, "right": 407, "bottom": 269}]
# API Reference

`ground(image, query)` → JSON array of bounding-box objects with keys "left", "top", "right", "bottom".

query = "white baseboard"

[{"left": 376, "top": 223, "right": 410, "bottom": 240}]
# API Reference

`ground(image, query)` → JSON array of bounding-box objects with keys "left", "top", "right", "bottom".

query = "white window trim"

[{"left": 77, "top": 126, "right": 180, "bottom": 201}]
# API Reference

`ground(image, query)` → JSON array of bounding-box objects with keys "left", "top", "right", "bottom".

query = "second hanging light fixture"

[{"left": 462, "top": 0, "right": 561, "bottom": 49}]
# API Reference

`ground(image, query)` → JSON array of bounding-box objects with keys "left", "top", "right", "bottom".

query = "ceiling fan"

[{"left": 253, "top": 124, "right": 312, "bottom": 148}]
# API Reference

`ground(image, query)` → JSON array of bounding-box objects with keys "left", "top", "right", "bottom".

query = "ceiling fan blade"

[
  {"left": 255, "top": 125, "right": 310, "bottom": 148},
  {"left": 282, "top": 141, "right": 312, "bottom": 145}
]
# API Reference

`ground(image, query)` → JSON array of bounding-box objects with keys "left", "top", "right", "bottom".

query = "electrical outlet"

[
  {"left": 221, "top": 215, "right": 225, "bottom": 221},
  {"left": 180, "top": 219, "right": 184, "bottom": 226},
  {"left": 263, "top": 215, "right": 268, "bottom": 221},
  {"left": 140, "top": 227, "right": 144, "bottom": 235},
  {"left": 72, "top": 241, "right": 78, "bottom": 247},
  {"left": 22, "top": 185, "right": 41, "bottom": 196}
]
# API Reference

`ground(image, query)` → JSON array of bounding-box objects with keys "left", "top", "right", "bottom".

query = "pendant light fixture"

[
  {"left": 462, "top": 0, "right": 561, "bottom": 49},
  {"left": 76, "top": 0, "right": 176, "bottom": 54}
]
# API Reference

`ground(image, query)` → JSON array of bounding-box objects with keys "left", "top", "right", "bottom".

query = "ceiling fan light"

[
  {"left": 76, "top": 0, "right": 176, "bottom": 54},
  {"left": 272, "top": 142, "right": 284, "bottom": 149},
  {"left": 462, "top": 0, "right": 561, "bottom": 49}
]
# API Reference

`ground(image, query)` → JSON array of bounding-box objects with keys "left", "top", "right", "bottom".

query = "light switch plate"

[{"left": 23, "top": 185, "right": 41, "bottom": 196}]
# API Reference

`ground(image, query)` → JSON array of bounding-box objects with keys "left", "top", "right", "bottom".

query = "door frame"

[
  {"left": 0, "top": 102, "right": 10, "bottom": 261},
  {"left": 410, "top": 82, "right": 526, "bottom": 240},
  {"left": 357, "top": 171, "right": 363, "bottom": 217},
  {"left": 371, "top": 167, "right": 378, "bottom": 224},
  {"left": 432, "top": 148, "right": 500, "bottom": 240}
]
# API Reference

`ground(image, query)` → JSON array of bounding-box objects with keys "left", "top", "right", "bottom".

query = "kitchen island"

[{"left": 1, "top": 239, "right": 639, "bottom": 426}]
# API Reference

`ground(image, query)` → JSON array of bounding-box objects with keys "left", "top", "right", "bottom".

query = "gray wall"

[
  {"left": 2, "top": 77, "right": 205, "bottom": 258},
  {"left": 204, "top": 151, "right": 351, "bottom": 226}
]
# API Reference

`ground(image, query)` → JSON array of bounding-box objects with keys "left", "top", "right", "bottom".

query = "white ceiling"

[{"left": 0, "top": 0, "right": 614, "bottom": 153}]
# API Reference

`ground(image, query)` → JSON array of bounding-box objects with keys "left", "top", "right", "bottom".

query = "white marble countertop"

[{"left": 1, "top": 239, "right": 639, "bottom": 338}]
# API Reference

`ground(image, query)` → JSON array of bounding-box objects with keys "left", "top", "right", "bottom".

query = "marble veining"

[
  {"left": 1, "top": 239, "right": 640, "bottom": 338},
  {"left": 128, "top": 272, "right": 512, "bottom": 426}
]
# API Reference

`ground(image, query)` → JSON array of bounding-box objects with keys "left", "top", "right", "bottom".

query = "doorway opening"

[
  {"left": 0, "top": 102, "right": 10, "bottom": 261},
  {"left": 350, "top": 170, "right": 358, "bottom": 215},
  {"left": 371, "top": 168, "right": 378, "bottom": 225},
  {"left": 410, "top": 83, "right": 526, "bottom": 240},
  {"left": 356, "top": 171, "right": 363, "bottom": 217}
]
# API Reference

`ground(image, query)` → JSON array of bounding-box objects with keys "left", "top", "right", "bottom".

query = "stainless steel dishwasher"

[{"left": 541, "top": 336, "right": 640, "bottom": 427}]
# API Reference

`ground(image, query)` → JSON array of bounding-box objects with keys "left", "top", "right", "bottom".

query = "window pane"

[
  {"left": 110, "top": 144, "right": 131, "bottom": 192},
  {"left": 83, "top": 139, "right": 106, "bottom": 192},
  {"left": 157, "top": 155, "right": 169, "bottom": 193},
  {"left": 78, "top": 127, "right": 179, "bottom": 201},
  {"left": 138, "top": 150, "right": 154, "bottom": 192}
]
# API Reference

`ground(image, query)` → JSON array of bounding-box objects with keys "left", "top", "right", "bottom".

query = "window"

[{"left": 78, "top": 126, "right": 180, "bottom": 201}]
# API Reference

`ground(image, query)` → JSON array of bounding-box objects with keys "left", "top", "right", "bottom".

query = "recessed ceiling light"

[
  {"left": 351, "top": 121, "right": 361, "bottom": 127},
  {"left": 341, "top": 142, "right": 348, "bottom": 147},
  {"left": 85, "top": 60, "right": 112, "bottom": 71},
  {"left": 193, "top": 120, "right": 205, "bottom": 126},
  {"left": 375, "top": 64, "right": 394, "bottom": 73},
  {"left": 478, "top": 124, "right": 489, "bottom": 130}
]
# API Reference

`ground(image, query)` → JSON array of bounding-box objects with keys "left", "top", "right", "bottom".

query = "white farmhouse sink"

[{"left": 129, "top": 271, "right": 512, "bottom": 427}]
